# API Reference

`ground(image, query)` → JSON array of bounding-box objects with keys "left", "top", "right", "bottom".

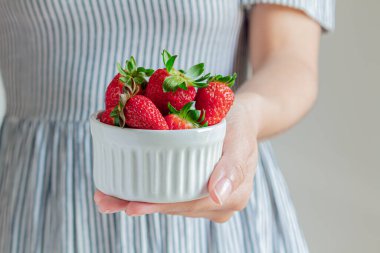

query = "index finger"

[
  {"left": 125, "top": 196, "right": 218, "bottom": 216},
  {"left": 94, "top": 190, "right": 130, "bottom": 213}
]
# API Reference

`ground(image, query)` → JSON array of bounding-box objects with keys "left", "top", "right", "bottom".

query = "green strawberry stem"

[
  {"left": 208, "top": 73, "right": 237, "bottom": 87},
  {"left": 167, "top": 102, "right": 208, "bottom": 128},
  {"left": 110, "top": 94, "right": 128, "bottom": 128},
  {"left": 161, "top": 49, "right": 210, "bottom": 92},
  {"left": 117, "top": 56, "right": 154, "bottom": 95}
]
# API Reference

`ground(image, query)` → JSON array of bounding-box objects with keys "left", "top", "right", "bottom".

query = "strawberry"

[
  {"left": 105, "top": 57, "right": 153, "bottom": 109},
  {"left": 105, "top": 73, "right": 123, "bottom": 109},
  {"left": 195, "top": 74, "right": 236, "bottom": 126},
  {"left": 145, "top": 50, "right": 210, "bottom": 115},
  {"left": 165, "top": 102, "right": 207, "bottom": 130},
  {"left": 99, "top": 105, "right": 124, "bottom": 126},
  {"left": 124, "top": 95, "right": 169, "bottom": 130}
]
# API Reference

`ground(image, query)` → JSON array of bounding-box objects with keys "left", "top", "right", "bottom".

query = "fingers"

[
  {"left": 125, "top": 181, "right": 253, "bottom": 216},
  {"left": 125, "top": 197, "right": 219, "bottom": 216},
  {"left": 94, "top": 191, "right": 224, "bottom": 216},
  {"left": 94, "top": 190, "right": 109, "bottom": 203},
  {"left": 94, "top": 190, "right": 130, "bottom": 213}
]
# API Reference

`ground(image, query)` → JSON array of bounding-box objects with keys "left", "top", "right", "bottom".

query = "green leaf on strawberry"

[
  {"left": 110, "top": 106, "right": 120, "bottom": 126},
  {"left": 186, "top": 63, "right": 205, "bottom": 79},
  {"left": 163, "top": 76, "right": 187, "bottom": 92},
  {"left": 167, "top": 102, "right": 208, "bottom": 128},
  {"left": 162, "top": 50, "right": 177, "bottom": 73},
  {"left": 109, "top": 94, "right": 127, "bottom": 128},
  {"left": 116, "top": 56, "right": 154, "bottom": 96},
  {"left": 117, "top": 63, "right": 128, "bottom": 77},
  {"left": 137, "top": 67, "right": 154, "bottom": 76},
  {"left": 119, "top": 76, "right": 128, "bottom": 83},
  {"left": 194, "top": 73, "right": 211, "bottom": 82},
  {"left": 160, "top": 49, "right": 210, "bottom": 92},
  {"left": 126, "top": 57, "right": 136, "bottom": 72},
  {"left": 208, "top": 73, "right": 237, "bottom": 87}
]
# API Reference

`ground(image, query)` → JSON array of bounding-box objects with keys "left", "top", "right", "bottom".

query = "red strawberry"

[
  {"left": 195, "top": 74, "right": 236, "bottom": 126},
  {"left": 144, "top": 68, "right": 170, "bottom": 111},
  {"left": 145, "top": 50, "right": 209, "bottom": 115},
  {"left": 124, "top": 95, "right": 169, "bottom": 130},
  {"left": 100, "top": 107, "right": 122, "bottom": 126},
  {"left": 164, "top": 102, "right": 207, "bottom": 130},
  {"left": 105, "top": 57, "right": 153, "bottom": 109},
  {"left": 105, "top": 73, "right": 123, "bottom": 109}
]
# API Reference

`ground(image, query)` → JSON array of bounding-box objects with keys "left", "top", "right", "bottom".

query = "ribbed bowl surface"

[{"left": 90, "top": 111, "right": 226, "bottom": 203}]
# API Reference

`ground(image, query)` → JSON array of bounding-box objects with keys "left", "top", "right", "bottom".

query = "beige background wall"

[
  {"left": 272, "top": 0, "right": 380, "bottom": 252},
  {"left": 0, "top": 1, "right": 378, "bottom": 253}
]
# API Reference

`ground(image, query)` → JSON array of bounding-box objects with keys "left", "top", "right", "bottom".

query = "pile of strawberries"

[{"left": 99, "top": 50, "right": 236, "bottom": 130}]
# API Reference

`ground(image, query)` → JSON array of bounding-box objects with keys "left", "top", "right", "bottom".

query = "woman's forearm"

[
  {"left": 236, "top": 51, "right": 318, "bottom": 139},
  {"left": 233, "top": 4, "right": 322, "bottom": 140}
]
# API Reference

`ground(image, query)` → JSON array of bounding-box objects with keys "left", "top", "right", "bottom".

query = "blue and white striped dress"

[{"left": 0, "top": 0, "right": 334, "bottom": 252}]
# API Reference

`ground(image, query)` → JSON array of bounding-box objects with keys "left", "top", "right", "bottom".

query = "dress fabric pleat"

[{"left": 0, "top": 0, "right": 334, "bottom": 252}]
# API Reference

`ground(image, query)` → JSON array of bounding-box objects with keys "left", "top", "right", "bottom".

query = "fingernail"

[{"left": 214, "top": 178, "right": 232, "bottom": 205}]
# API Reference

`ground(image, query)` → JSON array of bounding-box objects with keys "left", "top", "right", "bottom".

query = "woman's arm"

[
  {"left": 238, "top": 4, "right": 321, "bottom": 139},
  {"left": 94, "top": 4, "right": 322, "bottom": 222}
]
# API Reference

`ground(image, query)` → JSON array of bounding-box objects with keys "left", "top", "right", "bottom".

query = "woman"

[{"left": 0, "top": 0, "right": 335, "bottom": 252}]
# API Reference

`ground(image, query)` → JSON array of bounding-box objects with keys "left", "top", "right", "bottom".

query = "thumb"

[
  {"left": 208, "top": 109, "right": 257, "bottom": 205},
  {"left": 208, "top": 153, "right": 248, "bottom": 205}
]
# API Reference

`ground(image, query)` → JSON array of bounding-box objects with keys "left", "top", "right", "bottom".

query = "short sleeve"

[{"left": 240, "top": 0, "right": 336, "bottom": 32}]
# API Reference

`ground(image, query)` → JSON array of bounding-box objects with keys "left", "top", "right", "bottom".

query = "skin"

[{"left": 94, "top": 4, "right": 321, "bottom": 223}]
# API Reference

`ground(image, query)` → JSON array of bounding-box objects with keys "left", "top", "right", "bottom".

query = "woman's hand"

[{"left": 94, "top": 97, "right": 259, "bottom": 223}]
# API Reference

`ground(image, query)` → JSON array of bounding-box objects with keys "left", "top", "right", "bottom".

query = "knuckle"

[{"left": 231, "top": 159, "right": 247, "bottom": 185}]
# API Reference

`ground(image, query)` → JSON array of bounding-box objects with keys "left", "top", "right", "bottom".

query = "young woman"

[{"left": 0, "top": 1, "right": 334, "bottom": 252}]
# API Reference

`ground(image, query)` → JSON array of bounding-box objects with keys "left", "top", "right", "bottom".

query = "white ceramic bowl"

[{"left": 90, "top": 111, "right": 226, "bottom": 203}]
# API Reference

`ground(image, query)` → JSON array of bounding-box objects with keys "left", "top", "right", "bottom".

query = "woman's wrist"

[{"left": 229, "top": 92, "right": 266, "bottom": 140}]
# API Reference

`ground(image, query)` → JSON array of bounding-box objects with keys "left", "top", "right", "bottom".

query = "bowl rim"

[{"left": 90, "top": 110, "right": 226, "bottom": 134}]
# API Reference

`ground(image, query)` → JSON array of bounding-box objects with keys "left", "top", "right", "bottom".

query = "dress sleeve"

[{"left": 240, "top": 0, "right": 336, "bottom": 31}]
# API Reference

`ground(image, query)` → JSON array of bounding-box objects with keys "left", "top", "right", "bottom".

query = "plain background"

[
  {"left": 272, "top": 1, "right": 380, "bottom": 252},
  {"left": 0, "top": 1, "right": 379, "bottom": 253}
]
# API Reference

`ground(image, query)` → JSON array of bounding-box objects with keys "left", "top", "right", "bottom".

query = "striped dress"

[{"left": 0, "top": 0, "right": 335, "bottom": 252}]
